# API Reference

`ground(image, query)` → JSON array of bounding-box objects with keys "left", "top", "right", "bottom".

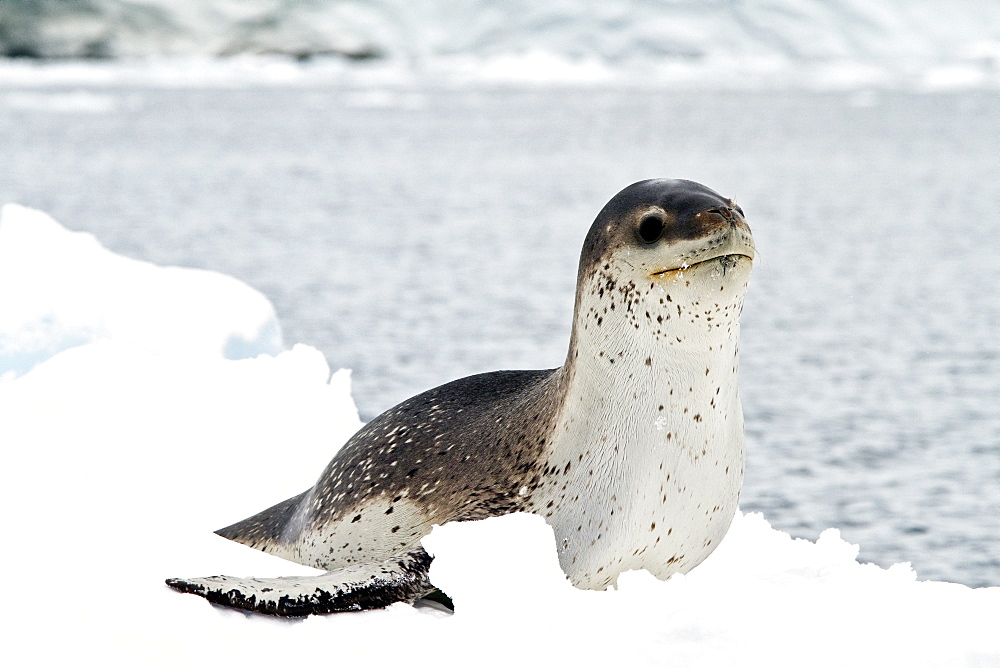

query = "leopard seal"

[{"left": 167, "top": 178, "right": 755, "bottom": 615}]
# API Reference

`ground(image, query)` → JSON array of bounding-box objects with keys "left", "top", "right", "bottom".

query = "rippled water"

[{"left": 1, "top": 81, "right": 997, "bottom": 587}]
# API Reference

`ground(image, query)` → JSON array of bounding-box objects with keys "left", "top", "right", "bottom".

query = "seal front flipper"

[{"left": 166, "top": 548, "right": 435, "bottom": 617}]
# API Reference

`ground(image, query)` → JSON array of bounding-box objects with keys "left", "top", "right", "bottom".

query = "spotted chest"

[{"left": 529, "top": 256, "right": 749, "bottom": 589}]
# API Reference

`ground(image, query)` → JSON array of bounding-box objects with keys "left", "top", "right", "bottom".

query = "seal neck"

[{"left": 563, "top": 257, "right": 749, "bottom": 380}]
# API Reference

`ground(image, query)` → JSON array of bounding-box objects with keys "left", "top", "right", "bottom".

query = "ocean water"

[{"left": 1, "top": 79, "right": 997, "bottom": 587}]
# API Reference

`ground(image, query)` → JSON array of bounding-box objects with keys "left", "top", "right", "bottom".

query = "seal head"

[{"left": 580, "top": 178, "right": 753, "bottom": 283}]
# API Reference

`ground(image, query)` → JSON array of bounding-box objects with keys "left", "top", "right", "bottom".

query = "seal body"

[{"left": 167, "top": 179, "right": 755, "bottom": 615}]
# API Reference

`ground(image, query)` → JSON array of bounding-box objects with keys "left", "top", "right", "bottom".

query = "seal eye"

[{"left": 637, "top": 215, "right": 665, "bottom": 244}]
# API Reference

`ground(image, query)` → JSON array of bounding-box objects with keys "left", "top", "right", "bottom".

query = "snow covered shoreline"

[
  {"left": 1, "top": 1, "right": 998, "bottom": 91},
  {"left": 2, "top": 204, "right": 997, "bottom": 667},
  {"left": 0, "top": 51, "right": 996, "bottom": 92}
]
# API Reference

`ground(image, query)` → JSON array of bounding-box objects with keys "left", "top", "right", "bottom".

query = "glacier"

[{"left": 0, "top": 0, "right": 998, "bottom": 88}]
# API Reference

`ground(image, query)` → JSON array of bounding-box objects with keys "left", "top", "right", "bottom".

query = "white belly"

[
  {"left": 531, "top": 309, "right": 747, "bottom": 589},
  {"left": 535, "top": 391, "right": 745, "bottom": 589}
]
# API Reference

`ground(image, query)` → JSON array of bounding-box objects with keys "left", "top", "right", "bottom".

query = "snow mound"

[
  {"left": 0, "top": 203, "right": 282, "bottom": 379},
  {"left": 1, "top": 204, "right": 996, "bottom": 667}
]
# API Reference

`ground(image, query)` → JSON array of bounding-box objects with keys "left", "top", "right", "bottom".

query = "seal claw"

[{"left": 164, "top": 577, "right": 206, "bottom": 595}]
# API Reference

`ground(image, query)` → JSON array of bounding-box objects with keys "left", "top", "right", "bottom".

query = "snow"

[
  {"left": 0, "top": 204, "right": 282, "bottom": 379},
  {"left": 427, "top": 513, "right": 1000, "bottom": 667},
  {"left": 1, "top": 205, "right": 998, "bottom": 667}
]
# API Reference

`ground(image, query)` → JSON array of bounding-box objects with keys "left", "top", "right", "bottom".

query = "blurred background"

[{"left": 0, "top": 0, "right": 997, "bottom": 587}]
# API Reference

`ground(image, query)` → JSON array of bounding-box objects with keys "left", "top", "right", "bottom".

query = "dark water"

[{"left": 1, "top": 81, "right": 997, "bottom": 587}]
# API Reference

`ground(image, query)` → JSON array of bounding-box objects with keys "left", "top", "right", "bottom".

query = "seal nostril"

[{"left": 705, "top": 207, "right": 734, "bottom": 222}]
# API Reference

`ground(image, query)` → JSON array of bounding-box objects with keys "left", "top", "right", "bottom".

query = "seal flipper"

[{"left": 166, "top": 548, "right": 435, "bottom": 617}]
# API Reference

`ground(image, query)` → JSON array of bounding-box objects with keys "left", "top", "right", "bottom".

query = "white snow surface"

[
  {"left": 0, "top": 204, "right": 282, "bottom": 379},
  {"left": 2, "top": 206, "right": 998, "bottom": 667}
]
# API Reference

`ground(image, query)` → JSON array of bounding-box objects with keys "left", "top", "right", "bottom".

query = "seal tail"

[
  {"left": 166, "top": 548, "right": 440, "bottom": 617},
  {"left": 214, "top": 490, "right": 313, "bottom": 562}
]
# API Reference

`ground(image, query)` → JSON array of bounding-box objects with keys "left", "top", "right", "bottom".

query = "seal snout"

[
  {"left": 696, "top": 205, "right": 754, "bottom": 258},
  {"left": 694, "top": 203, "right": 749, "bottom": 235},
  {"left": 646, "top": 201, "right": 754, "bottom": 278}
]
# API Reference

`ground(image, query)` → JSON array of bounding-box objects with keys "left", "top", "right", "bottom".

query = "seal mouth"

[{"left": 650, "top": 253, "right": 753, "bottom": 278}]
